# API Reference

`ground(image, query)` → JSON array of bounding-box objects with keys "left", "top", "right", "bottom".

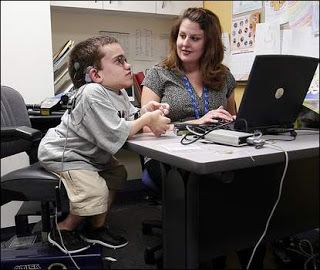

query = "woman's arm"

[
  {"left": 226, "top": 91, "right": 237, "bottom": 116},
  {"left": 141, "top": 86, "right": 161, "bottom": 106}
]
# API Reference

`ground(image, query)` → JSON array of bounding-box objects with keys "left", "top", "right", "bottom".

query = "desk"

[
  {"left": 125, "top": 131, "right": 319, "bottom": 269},
  {"left": 29, "top": 113, "right": 63, "bottom": 135}
]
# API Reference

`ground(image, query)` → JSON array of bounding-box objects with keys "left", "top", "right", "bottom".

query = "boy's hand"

[
  {"left": 141, "top": 101, "right": 170, "bottom": 116},
  {"left": 146, "top": 110, "right": 171, "bottom": 137}
]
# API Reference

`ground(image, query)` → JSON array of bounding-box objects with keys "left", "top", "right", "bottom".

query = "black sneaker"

[
  {"left": 48, "top": 226, "right": 91, "bottom": 254},
  {"left": 81, "top": 227, "right": 128, "bottom": 249}
]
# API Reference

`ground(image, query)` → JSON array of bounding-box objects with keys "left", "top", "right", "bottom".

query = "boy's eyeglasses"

[{"left": 115, "top": 55, "right": 128, "bottom": 66}]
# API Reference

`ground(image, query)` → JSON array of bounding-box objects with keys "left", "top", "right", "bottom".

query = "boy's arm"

[{"left": 128, "top": 110, "right": 170, "bottom": 138}]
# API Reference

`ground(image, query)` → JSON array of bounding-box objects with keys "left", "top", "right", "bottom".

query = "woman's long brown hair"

[{"left": 162, "top": 7, "right": 228, "bottom": 91}]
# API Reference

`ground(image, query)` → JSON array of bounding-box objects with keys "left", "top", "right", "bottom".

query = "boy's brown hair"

[{"left": 68, "top": 35, "right": 118, "bottom": 89}]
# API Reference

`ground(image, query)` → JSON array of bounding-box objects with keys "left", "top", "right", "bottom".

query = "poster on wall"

[
  {"left": 264, "top": 1, "right": 289, "bottom": 25},
  {"left": 303, "top": 65, "right": 319, "bottom": 113},
  {"left": 264, "top": 1, "right": 316, "bottom": 29},
  {"left": 233, "top": 1, "right": 262, "bottom": 15},
  {"left": 231, "top": 12, "right": 260, "bottom": 54}
]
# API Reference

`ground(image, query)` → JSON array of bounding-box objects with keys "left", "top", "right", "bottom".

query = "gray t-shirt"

[
  {"left": 142, "top": 65, "right": 236, "bottom": 122},
  {"left": 38, "top": 83, "right": 138, "bottom": 172}
]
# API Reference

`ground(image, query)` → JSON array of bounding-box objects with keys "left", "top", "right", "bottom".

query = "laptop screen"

[{"left": 234, "top": 55, "right": 319, "bottom": 133}]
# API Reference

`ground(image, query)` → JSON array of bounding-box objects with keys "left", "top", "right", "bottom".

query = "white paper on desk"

[
  {"left": 254, "top": 22, "right": 281, "bottom": 55},
  {"left": 160, "top": 143, "right": 201, "bottom": 152}
]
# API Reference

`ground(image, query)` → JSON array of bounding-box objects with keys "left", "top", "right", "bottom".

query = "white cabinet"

[
  {"left": 156, "top": 1, "right": 203, "bottom": 16},
  {"left": 50, "top": 1, "right": 155, "bottom": 13},
  {"left": 50, "top": 1, "right": 203, "bottom": 16},
  {"left": 103, "top": 1, "right": 156, "bottom": 14},
  {"left": 50, "top": 1, "right": 103, "bottom": 10}
]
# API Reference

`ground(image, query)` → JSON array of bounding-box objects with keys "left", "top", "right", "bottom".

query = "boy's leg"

[
  {"left": 49, "top": 169, "right": 110, "bottom": 253},
  {"left": 58, "top": 213, "right": 85, "bottom": 231},
  {"left": 81, "top": 161, "right": 128, "bottom": 249}
]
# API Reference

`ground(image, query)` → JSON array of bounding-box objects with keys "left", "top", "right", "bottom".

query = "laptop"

[{"left": 234, "top": 55, "right": 319, "bottom": 133}]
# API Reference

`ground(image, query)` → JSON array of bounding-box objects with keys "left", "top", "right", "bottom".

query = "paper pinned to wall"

[
  {"left": 159, "top": 33, "right": 169, "bottom": 60},
  {"left": 264, "top": 1, "right": 289, "bottom": 25},
  {"left": 254, "top": 22, "right": 281, "bottom": 55},
  {"left": 281, "top": 26, "right": 319, "bottom": 57},
  {"left": 222, "top": 32, "right": 231, "bottom": 68},
  {"left": 232, "top": 1, "right": 262, "bottom": 15},
  {"left": 311, "top": 1, "right": 319, "bottom": 35},
  {"left": 303, "top": 64, "right": 319, "bottom": 113},
  {"left": 134, "top": 28, "right": 153, "bottom": 61},
  {"left": 230, "top": 52, "right": 255, "bottom": 81},
  {"left": 231, "top": 12, "right": 260, "bottom": 54}
]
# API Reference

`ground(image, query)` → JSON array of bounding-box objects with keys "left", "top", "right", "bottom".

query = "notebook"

[{"left": 233, "top": 55, "right": 319, "bottom": 133}]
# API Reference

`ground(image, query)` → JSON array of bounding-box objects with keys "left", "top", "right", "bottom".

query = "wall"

[
  {"left": 204, "top": 1, "right": 245, "bottom": 109},
  {"left": 51, "top": 8, "right": 176, "bottom": 74},
  {"left": 1, "top": 1, "right": 54, "bottom": 104},
  {"left": 1, "top": 1, "right": 54, "bottom": 228}
]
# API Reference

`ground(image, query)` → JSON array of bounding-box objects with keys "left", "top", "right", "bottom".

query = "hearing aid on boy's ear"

[
  {"left": 84, "top": 66, "right": 93, "bottom": 83},
  {"left": 74, "top": 62, "right": 80, "bottom": 71}
]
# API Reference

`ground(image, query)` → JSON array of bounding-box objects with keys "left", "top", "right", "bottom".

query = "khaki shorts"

[{"left": 55, "top": 162, "right": 127, "bottom": 216}]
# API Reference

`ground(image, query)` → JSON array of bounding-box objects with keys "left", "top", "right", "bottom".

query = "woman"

[
  {"left": 141, "top": 7, "right": 236, "bottom": 125},
  {"left": 141, "top": 7, "right": 266, "bottom": 269},
  {"left": 141, "top": 7, "right": 237, "bottom": 193}
]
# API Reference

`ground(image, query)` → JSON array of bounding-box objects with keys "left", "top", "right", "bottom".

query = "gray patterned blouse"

[{"left": 142, "top": 65, "right": 236, "bottom": 122}]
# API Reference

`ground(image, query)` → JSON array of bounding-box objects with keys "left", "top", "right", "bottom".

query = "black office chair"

[{"left": 1, "top": 85, "right": 67, "bottom": 241}]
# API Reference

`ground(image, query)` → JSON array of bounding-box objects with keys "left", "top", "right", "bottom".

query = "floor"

[{"left": 1, "top": 182, "right": 318, "bottom": 269}]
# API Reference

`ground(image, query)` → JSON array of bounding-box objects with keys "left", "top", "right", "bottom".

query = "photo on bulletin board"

[{"left": 231, "top": 12, "right": 260, "bottom": 54}]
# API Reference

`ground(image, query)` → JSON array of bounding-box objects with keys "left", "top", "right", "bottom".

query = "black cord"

[{"left": 180, "top": 121, "right": 235, "bottom": 145}]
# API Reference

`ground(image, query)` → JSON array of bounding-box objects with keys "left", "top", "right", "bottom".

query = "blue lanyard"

[{"left": 182, "top": 75, "right": 209, "bottom": 119}]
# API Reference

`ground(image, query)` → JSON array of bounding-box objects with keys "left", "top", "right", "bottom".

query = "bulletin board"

[
  {"left": 229, "top": 1, "right": 319, "bottom": 82},
  {"left": 229, "top": 1, "right": 319, "bottom": 112}
]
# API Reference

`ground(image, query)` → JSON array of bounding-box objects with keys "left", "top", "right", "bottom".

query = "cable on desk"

[
  {"left": 180, "top": 121, "right": 235, "bottom": 145},
  {"left": 246, "top": 143, "right": 289, "bottom": 270}
]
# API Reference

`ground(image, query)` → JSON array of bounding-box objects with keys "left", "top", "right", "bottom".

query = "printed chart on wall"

[
  {"left": 135, "top": 28, "right": 153, "bottom": 61},
  {"left": 230, "top": 8, "right": 261, "bottom": 81}
]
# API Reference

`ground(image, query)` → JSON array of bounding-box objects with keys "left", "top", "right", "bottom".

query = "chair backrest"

[
  {"left": 132, "top": 72, "right": 145, "bottom": 107},
  {"left": 1, "top": 85, "right": 33, "bottom": 158},
  {"left": 134, "top": 72, "right": 145, "bottom": 88}
]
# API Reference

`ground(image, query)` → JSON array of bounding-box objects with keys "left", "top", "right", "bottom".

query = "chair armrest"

[{"left": 1, "top": 126, "right": 42, "bottom": 143}]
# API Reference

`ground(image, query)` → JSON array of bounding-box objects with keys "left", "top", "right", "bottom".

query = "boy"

[{"left": 38, "top": 36, "right": 170, "bottom": 254}]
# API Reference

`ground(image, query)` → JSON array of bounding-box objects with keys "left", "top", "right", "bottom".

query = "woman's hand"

[
  {"left": 197, "top": 106, "right": 234, "bottom": 124},
  {"left": 141, "top": 101, "right": 170, "bottom": 116}
]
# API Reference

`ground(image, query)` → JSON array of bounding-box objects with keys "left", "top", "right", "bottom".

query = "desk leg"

[
  {"left": 162, "top": 167, "right": 187, "bottom": 269},
  {"left": 186, "top": 173, "right": 200, "bottom": 269}
]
